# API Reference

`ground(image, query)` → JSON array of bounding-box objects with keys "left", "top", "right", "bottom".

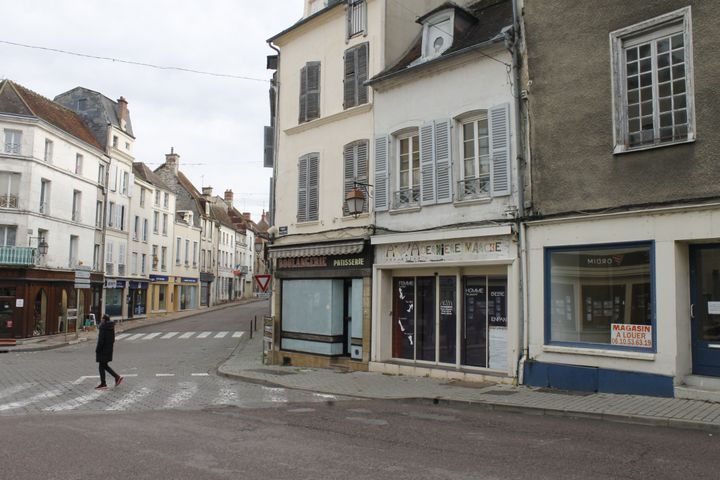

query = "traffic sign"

[{"left": 254, "top": 274, "right": 272, "bottom": 293}]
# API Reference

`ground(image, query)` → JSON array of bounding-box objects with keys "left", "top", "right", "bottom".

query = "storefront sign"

[
  {"left": 377, "top": 237, "right": 511, "bottom": 265},
  {"left": 129, "top": 281, "right": 149, "bottom": 290},
  {"left": 105, "top": 279, "right": 117, "bottom": 288},
  {"left": 276, "top": 253, "right": 369, "bottom": 270},
  {"left": 150, "top": 275, "right": 169, "bottom": 282},
  {"left": 610, "top": 324, "right": 652, "bottom": 348},
  {"left": 177, "top": 277, "right": 198, "bottom": 284}
]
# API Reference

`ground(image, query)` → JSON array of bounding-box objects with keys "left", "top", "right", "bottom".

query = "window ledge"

[
  {"left": 453, "top": 196, "right": 492, "bottom": 207},
  {"left": 341, "top": 212, "right": 370, "bottom": 222},
  {"left": 295, "top": 220, "right": 320, "bottom": 227},
  {"left": 389, "top": 206, "right": 421, "bottom": 215},
  {"left": 613, "top": 137, "right": 695, "bottom": 155},
  {"left": 285, "top": 103, "right": 372, "bottom": 135},
  {"left": 542, "top": 345, "right": 656, "bottom": 361}
]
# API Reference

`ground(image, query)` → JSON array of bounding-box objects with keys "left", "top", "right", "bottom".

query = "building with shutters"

[
  {"left": 0, "top": 80, "right": 109, "bottom": 339},
  {"left": 266, "top": 0, "right": 446, "bottom": 368},
  {"left": 366, "top": 0, "right": 522, "bottom": 382}
]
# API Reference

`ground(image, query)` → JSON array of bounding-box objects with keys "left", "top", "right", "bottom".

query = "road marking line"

[
  {"left": 160, "top": 332, "right": 179, "bottom": 339},
  {"left": 115, "top": 333, "right": 131, "bottom": 340},
  {"left": 0, "top": 383, "right": 35, "bottom": 400},
  {"left": 178, "top": 332, "right": 195, "bottom": 339},
  {"left": 45, "top": 390, "right": 106, "bottom": 412},
  {"left": 126, "top": 333, "right": 146, "bottom": 341},
  {"left": 232, "top": 331, "right": 244, "bottom": 338},
  {"left": 164, "top": 381, "right": 198, "bottom": 409},
  {"left": 313, "top": 393, "right": 338, "bottom": 400},
  {"left": 197, "top": 331, "right": 212, "bottom": 339},
  {"left": 155, "top": 374, "right": 175, "bottom": 377},
  {"left": 72, "top": 375, "right": 100, "bottom": 385},
  {"left": 105, "top": 386, "right": 152, "bottom": 411},
  {"left": 214, "top": 331, "right": 229, "bottom": 339},
  {"left": 0, "top": 389, "right": 63, "bottom": 411},
  {"left": 141, "top": 332, "right": 162, "bottom": 340},
  {"left": 191, "top": 373, "right": 209, "bottom": 377}
]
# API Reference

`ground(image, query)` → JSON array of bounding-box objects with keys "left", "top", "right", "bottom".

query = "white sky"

[{"left": 0, "top": 0, "right": 303, "bottom": 221}]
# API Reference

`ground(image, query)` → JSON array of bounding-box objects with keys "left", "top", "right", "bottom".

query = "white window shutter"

[
  {"left": 127, "top": 173, "right": 135, "bottom": 197},
  {"left": 420, "top": 123, "right": 436, "bottom": 205},
  {"left": 490, "top": 103, "right": 511, "bottom": 196},
  {"left": 110, "top": 165, "right": 118, "bottom": 192},
  {"left": 308, "top": 153, "right": 319, "bottom": 221},
  {"left": 357, "top": 140, "right": 369, "bottom": 212},
  {"left": 297, "top": 155, "right": 308, "bottom": 223},
  {"left": 106, "top": 241, "right": 113, "bottom": 263},
  {"left": 343, "top": 143, "right": 355, "bottom": 216},
  {"left": 374, "top": 135, "right": 389, "bottom": 212},
  {"left": 299, "top": 66, "right": 307, "bottom": 123},
  {"left": 434, "top": 119, "right": 453, "bottom": 203}
]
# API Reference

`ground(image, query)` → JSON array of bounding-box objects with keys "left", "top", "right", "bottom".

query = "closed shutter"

[
  {"left": 374, "top": 135, "right": 389, "bottom": 211},
  {"left": 343, "top": 140, "right": 370, "bottom": 216},
  {"left": 356, "top": 140, "right": 369, "bottom": 212},
  {"left": 119, "top": 243, "right": 125, "bottom": 266},
  {"left": 420, "top": 123, "right": 435, "bottom": 205},
  {"left": 357, "top": 43, "right": 369, "bottom": 105},
  {"left": 109, "top": 164, "right": 117, "bottom": 192},
  {"left": 490, "top": 103, "right": 511, "bottom": 196},
  {"left": 298, "top": 66, "right": 307, "bottom": 123},
  {"left": 297, "top": 155, "right": 308, "bottom": 223},
  {"left": 434, "top": 119, "right": 452, "bottom": 203},
  {"left": 344, "top": 48, "right": 357, "bottom": 109},
  {"left": 263, "top": 126, "right": 274, "bottom": 168},
  {"left": 308, "top": 153, "right": 319, "bottom": 221},
  {"left": 128, "top": 173, "right": 135, "bottom": 197},
  {"left": 106, "top": 241, "right": 113, "bottom": 263},
  {"left": 306, "top": 62, "right": 321, "bottom": 121},
  {"left": 343, "top": 143, "right": 355, "bottom": 216}
]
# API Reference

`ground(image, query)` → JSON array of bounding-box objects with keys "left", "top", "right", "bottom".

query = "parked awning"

[{"left": 268, "top": 240, "right": 365, "bottom": 259}]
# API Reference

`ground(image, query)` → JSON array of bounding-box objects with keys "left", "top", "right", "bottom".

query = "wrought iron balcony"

[
  {"left": 457, "top": 175, "right": 490, "bottom": 201},
  {"left": 0, "top": 194, "right": 18, "bottom": 208},
  {"left": 392, "top": 186, "right": 420, "bottom": 210},
  {"left": 0, "top": 246, "right": 36, "bottom": 265}
]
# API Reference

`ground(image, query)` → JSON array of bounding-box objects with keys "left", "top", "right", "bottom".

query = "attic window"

[
  {"left": 77, "top": 98, "right": 87, "bottom": 111},
  {"left": 423, "top": 11, "right": 454, "bottom": 59}
]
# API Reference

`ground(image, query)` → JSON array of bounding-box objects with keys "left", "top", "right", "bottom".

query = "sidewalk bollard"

[
  {"left": 249, "top": 319, "right": 253, "bottom": 339},
  {"left": 254, "top": 316, "right": 257, "bottom": 332}
]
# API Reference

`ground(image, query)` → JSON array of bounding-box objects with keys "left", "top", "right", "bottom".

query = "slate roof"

[
  {"left": 0, "top": 80, "right": 104, "bottom": 150},
  {"left": 209, "top": 199, "right": 237, "bottom": 231},
  {"left": 267, "top": 0, "right": 343, "bottom": 43},
  {"left": 368, "top": 0, "right": 513, "bottom": 85},
  {"left": 132, "top": 162, "right": 172, "bottom": 191}
]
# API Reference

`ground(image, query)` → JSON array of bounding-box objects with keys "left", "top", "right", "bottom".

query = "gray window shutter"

[
  {"left": 357, "top": 140, "right": 369, "bottom": 212},
  {"left": 263, "top": 126, "right": 274, "bottom": 168},
  {"left": 308, "top": 153, "right": 319, "bottom": 221},
  {"left": 343, "top": 143, "right": 355, "bottom": 216},
  {"left": 357, "top": 43, "right": 368, "bottom": 105},
  {"left": 434, "top": 119, "right": 452, "bottom": 203},
  {"left": 490, "top": 103, "right": 511, "bottom": 196},
  {"left": 420, "top": 123, "right": 436, "bottom": 205},
  {"left": 128, "top": 173, "right": 135, "bottom": 198},
  {"left": 344, "top": 48, "right": 357, "bottom": 109},
  {"left": 374, "top": 135, "right": 389, "bottom": 212},
  {"left": 297, "top": 155, "right": 308, "bottom": 223},
  {"left": 299, "top": 66, "right": 307, "bottom": 123},
  {"left": 306, "top": 62, "right": 321, "bottom": 121}
]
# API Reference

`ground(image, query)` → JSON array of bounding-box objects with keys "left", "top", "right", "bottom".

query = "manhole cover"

[{"left": 244, "top": 369, "right": 297, "bottom": 376}]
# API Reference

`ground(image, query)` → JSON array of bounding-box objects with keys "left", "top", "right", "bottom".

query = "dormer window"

[{"left": 423, "top": 11, "right": 454, "bottom": 59}]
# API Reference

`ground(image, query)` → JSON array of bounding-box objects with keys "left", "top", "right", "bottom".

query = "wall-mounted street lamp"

[
  {"left": 345, "top": 181, "right": 372, "bottom": 218},
  {"left": 29, "top": 237, "right": 49, "bottom": 256}
]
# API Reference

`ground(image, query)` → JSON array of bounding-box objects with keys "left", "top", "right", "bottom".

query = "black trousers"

[{"left": 98, "top": 362, "right": 119, "bottom": 385}]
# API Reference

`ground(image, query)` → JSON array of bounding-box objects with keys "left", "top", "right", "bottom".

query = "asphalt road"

[{"left": 1, "top": 301, "right": 718, "bottom": 479}]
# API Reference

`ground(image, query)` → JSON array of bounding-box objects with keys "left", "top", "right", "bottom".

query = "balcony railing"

[
  {"left": 392, "top": 186, "right": 420, "bottom": 210},
  {"left": 457, "top": 175, "right": 490, "bottom": 201},
  {"left": 118, "top": 264, "right": 126, "bottom": 276},
  {"left": 105, "top": 263, "right": 114, "bottom": 276},
  {"left": 0, "top": 195, "right": 18, "bottom": 208},
  {"left": 0, "top": 246, "right": 36, "bottom": 265}
]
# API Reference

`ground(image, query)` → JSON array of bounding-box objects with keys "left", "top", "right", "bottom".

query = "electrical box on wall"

[{"left": 351, "top": 345, "right": 362, "bottom": 360}]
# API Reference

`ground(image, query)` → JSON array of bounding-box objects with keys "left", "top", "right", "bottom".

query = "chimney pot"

[
  {"left": 165, "top": 148, "right": 180, "bottom": 174},
  {"left": 202, "top": 186, "right": 213, "bottom": 197},
  {"left": 224, "top": 189, "right": 234, "bottom": 208}
]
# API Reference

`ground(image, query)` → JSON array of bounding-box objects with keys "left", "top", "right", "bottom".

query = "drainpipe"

[
  {"left": 267, "top": 40, "right": 280, "bottom": 322},
  {"left": 509, "top": 0, "right": 530, "bottom": 385}
]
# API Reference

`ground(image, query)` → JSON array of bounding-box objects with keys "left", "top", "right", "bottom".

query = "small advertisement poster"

[{"left": 610, "top": 324, "right": 652, "bottom": 348}]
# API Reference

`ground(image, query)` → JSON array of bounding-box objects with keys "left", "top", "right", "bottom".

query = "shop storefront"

[
  {"left": 104, "top": 279, "right": 125, "bottom": 318},
  {"left": 149, "top": 275, "right": 174, "bottom": 315},
  {"left": 269, "top": 239, "right": 372, "bottom": 369},
  {"left": 176, "top": 277, "right": 198, "bottom": 311},
  {"left": 128, "top": 280, "right": 149, "bottom": 318},
  {"left": 524, "top": 206, "right": 720, "bottom": 398},
  {"left": 200, "top": 272, "right": 214, "bottom": 307},
  {"left": 370, "top": 227, "right": 519, "bottom": 382}
]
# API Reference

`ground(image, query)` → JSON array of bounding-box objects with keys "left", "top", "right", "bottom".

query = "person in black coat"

[{"left": 95, "top": 314, "right": 123, "bottom": 389}]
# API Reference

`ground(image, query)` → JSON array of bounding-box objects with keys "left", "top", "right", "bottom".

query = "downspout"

[
  {"left": 267, "top": 40, "right": 280, "bottom": 321},
  {"left": 509, "top": 0, "right": 530, "bottom": 385}
]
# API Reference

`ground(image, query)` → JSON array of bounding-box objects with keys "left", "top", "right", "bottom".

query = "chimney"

[
  {"left": 224, "top": 189, "right": 234, "bottom": 208},
  {"left": 202, "top": 186, "right": 213, "bottom": 198},
  {"left": 243, "top": 212, "right": 251, "bottom": 221},
  {"left": 117, "top": 96, "right": 129, "bottom": 131},
  {"left": 165, "top": 147, "right": 180, "bottom": 174}
]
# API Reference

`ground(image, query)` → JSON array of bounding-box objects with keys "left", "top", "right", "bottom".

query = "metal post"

[{"left": 249, "top": 319, "right": 253, "bottom": 339}]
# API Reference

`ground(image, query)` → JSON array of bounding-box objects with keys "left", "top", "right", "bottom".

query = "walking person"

[{"left": 95, "top": 314, "right": 123, "bottom": 390}]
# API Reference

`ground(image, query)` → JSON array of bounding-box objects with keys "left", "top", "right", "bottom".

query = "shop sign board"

[
  {"left": 275, "top": 253, "right": 370, "bottom": 270},
  {"left": 255, "top": 292, "right": 271, "bottom": 299},
  {"left": 611, "top": 324, "right": 652, "bottom": 348},
  {"left": 105, "top": 279, "right": 117, "bottom": 289},
  {"left": 376, "top": 237, "right": 511, "bottom": 265}
]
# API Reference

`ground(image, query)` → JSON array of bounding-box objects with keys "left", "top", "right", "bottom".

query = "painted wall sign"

[
  {"left": 376, "top": 237, "right": 512, "bottom": 265},
  {"left": 610, "top": 324, "right": 652, "bottom": 348},
  {"left": 276, "top": 253, "right": 369, "bottom": 271}
]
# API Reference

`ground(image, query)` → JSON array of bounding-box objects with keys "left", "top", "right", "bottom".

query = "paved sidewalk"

[
  {"left": 1, "top": 298, "right": 260, "bottom": 353},
  {"left": 219, "top": 330, "right": 720, "bottom": 432}
]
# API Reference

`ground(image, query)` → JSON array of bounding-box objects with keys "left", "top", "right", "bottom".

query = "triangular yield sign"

[{"left": 254, "top": 274, "right": 272, "bottom": 292}]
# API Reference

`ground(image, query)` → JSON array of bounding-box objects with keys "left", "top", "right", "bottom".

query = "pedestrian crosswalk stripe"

[
  {"left": 214, "top": 331, "right": 229, "bottom": 338},
  {"left": 179, "top": 331, "right": 195, "bottom": 339},
  {"left": 142, "top": 332, "right": 162, "bottom": 340},
  {"left": 115, "top": 333, "right": 131, "bottom": 340},
  {"left": 262, "top": 386, "right": 288, "bottom": 404},
  {"left": 45, "top": 390, "right": 106, "bottom": 412},
  {"left": 0, "top": 389, "right": 63, "bottom": 412},
  {"left": 105, "top": 386, "right": 152, "bottom": 411},
  {"left": 126, "top": 333, "right": 145, "bottom": 341},
  {"left": 160, "top": 332, "right": 179, "bottom": 339},
  {"left": 115, "top": 331, "right": 244, "bottom": 341},
  {"left": 163, "top": 381, "right": 198, "bottom": 409},
  {"left": 232, "top": 332, "right": 244, "bottom": 338},
  {"left": 197, "top": 331, "right": 212, "bottom": 339},
  {"left": 0, "top": 383, "right": 35, "bottom": 400}
]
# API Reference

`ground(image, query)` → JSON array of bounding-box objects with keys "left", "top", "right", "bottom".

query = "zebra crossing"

[
  {"left": 0, "top": 376, "right": 341, "bottom": 417},
  {"left": 115, "top": 331, "right": 244, "bottom": 341}
]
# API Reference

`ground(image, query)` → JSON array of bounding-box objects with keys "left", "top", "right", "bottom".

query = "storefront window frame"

[{"left": 544, "top": 240, "right": 657, "bottom": 353}]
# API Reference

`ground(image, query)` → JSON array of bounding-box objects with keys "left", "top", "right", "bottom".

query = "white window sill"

[
  {"left": 295, "top": 220, "right": 320, "bottom": 227},
  {"left": 389, "top": 206, "right": 421, "bottom": 215},
  {"left": 613, "top": 136, "right": 695, "bottom": 155},
  {"left": 285, "top": 103, "right": 372, "bottom": 135},
  {"left": 453, "top": 196, "right": 492, "bottom": 207},
  {"left": 542, "top": 345, "right": 656, "bottom": 361}
]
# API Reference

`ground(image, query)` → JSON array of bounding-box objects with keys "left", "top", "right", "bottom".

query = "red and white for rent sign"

[{"left": 611, "top": 324, "right": 652, "bottom": 348}]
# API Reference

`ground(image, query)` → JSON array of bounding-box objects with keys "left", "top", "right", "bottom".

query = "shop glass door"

[
  {"left": 0, "top": 297, "right": 13, "bottom": 338},
  {"left": 392, "top": 278, "right": 415, "bottom": 360},
  {"left": 462, "top": 276, "right": 508, "bottom": 369},
  {"left": 691, "top": 245, "right": 720, "bottom": 376},
  {"left": 438, "top": 276, "right": 456, "bottom": 364}
]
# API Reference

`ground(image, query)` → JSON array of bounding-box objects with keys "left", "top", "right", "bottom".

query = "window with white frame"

[
  {"left": 193, "top": 242, "right": 198, "bottom": 267},
  {"left": 108, "top": 202, "right": 115, "bottom": 228},
  {"left": 161, "top": 246, "right": 167, "bottom": 271},
  {"left": 72, "top": 190, "right": 81, "bottom": 222},
  {"left": 162, "top": 213, "right": 168, "bottom": 235},
  {"left": 139, "top": 187, "right": 145, "bottom": 207},
  {"left": 122, "top": 171, "right": 129, "bottom": 195},
  {"left": 422, "top": 11, "right": 453, "bottom": 60},
  {"left": 611, "top": 7, "right": 694, "bottom": 153},
  {"left": 75, "top": 154, "right": 83, "bottom": 175},
  {"left": 347, "top": 0, "right": 366, "bottom": 39},
  {"left": 98, "top": 164, "right": 106, "bottom": 186},
  {"left": 133, "top": 216, "right": 140, "bottom": 240},
  {"left": 131, "top": 252, "right": 138, "bottom": 275},
  {"left": 185, "top": 239, "right": 190, "bottom": 265},
  {"left": 460, "top": 114, "right": 491, "bottom": 200},
  {"left": 44, "top": 139, "right": 53, "bottom": 162},
  {"left": 142, "top": 218, "right": 148, "bottom": 241},
  {"left": 152, "top": 245, "right": 158, "bottom": 269},
  {"left": 163, "top": 192, "right": 169, "bottom": 208},
  {"left": 141, "top": 253, "right": 146, "bottom": 274},
  {"left": 0, "top": 225, "right": 16, "bottom": 246},
  {"left": 4, "top": 130, "right": 22, "bottom": 154},
  {"left": 394, "top": 131, "right": 420, "bottom": 208},
  {"left": 176, "top": 237, "right": 182, "bottom": 264},
  {"left": 155, "top": 190, "right": 161, "bottom": 206},
  {"left": 0, "top": 172, "right": 20, "bottom": 208},
  {"left": 39, "top": 179, "right": 50, "bottom": 214},
  {"left": 96, "top": 201, "right": 103, "bottom": 228},
  {"left": 153, "top": 211, "right": 159, "bottom": 233}
]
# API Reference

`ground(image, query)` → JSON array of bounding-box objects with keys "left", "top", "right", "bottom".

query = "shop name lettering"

[
  {"left": 278, "top": 257, "right": 365, "bottom": 269},
  {"left": 384, "top": 241, "right": 505, "bottom": 261}
]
